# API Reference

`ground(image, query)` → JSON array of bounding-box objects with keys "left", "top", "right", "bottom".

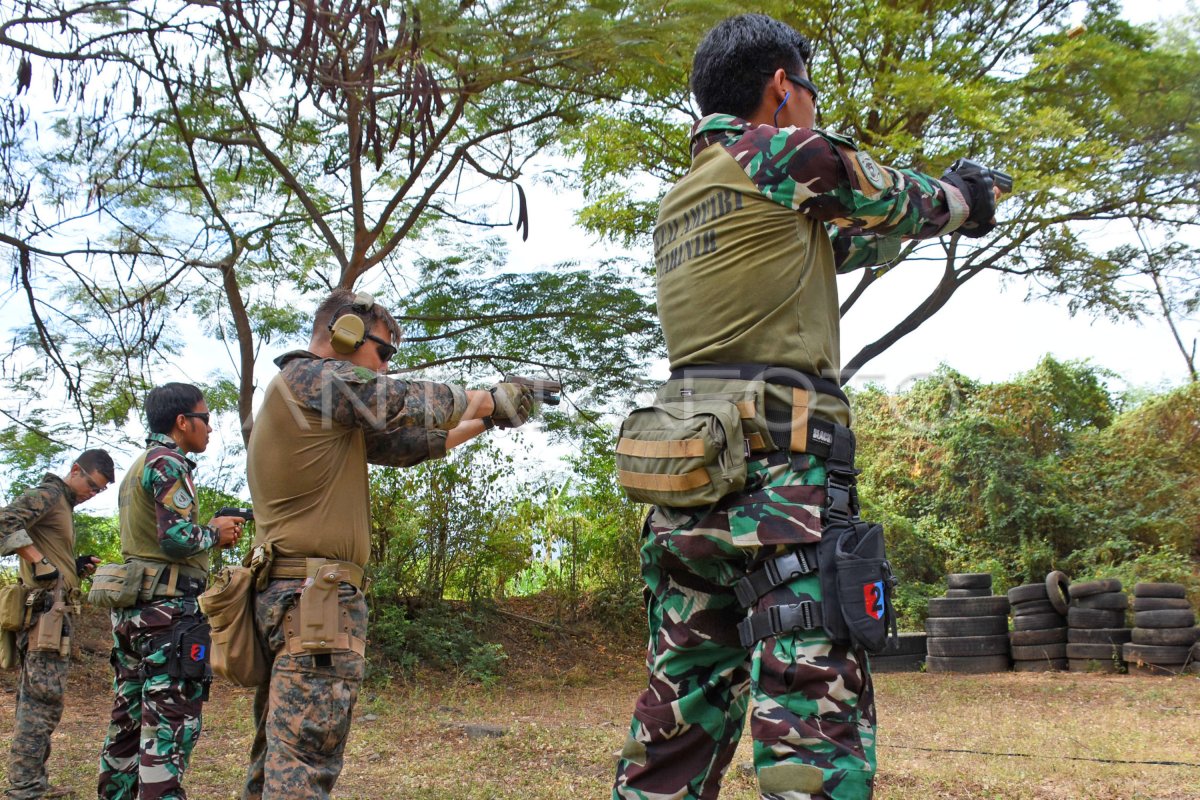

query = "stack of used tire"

[
  {"left": 1123, "top": 582, "right": 1199, "bottom": 676},
  {"left": 1008, "top": 571, "right": 1070, "bottom": 672},
  {"left": 872, "top": 632, "right": 927, "bottom": 673},
  {"left": 1066, "top": 578, "right": 1130, "bottom": 673},
  {"left": 924, "top": 573, "right": 1011, "bottom": 674}
]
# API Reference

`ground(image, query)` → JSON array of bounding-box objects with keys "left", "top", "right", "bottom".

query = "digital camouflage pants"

[
  {"left": 614, "top": 456, "right": 877, "bottom": 800},
  {"left": 97, "top": 599, "right": 208, "bottom": 800},
  {"left": 6, "top": 613, "right": 73, "bottom": 800},
  {"left": 241, "top": 579, "right": 367, "bottom": 800}
]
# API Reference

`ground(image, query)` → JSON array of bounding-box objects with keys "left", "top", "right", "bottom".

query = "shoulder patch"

[{"left": 856, "top": 152, "right": 887, "bottom": 190}]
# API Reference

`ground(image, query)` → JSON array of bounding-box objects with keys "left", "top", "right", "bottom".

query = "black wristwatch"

[{"left": 481, "top": 416, "right": 496, "bottom": 431}]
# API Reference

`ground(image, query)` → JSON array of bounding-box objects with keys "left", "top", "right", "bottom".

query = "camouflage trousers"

[
  {"left": 5, "top": 612, "right": 73, "bottom": 800},
  {"left": 241, "top": 579, "right": 367, "bottom": 800},
  {"left": 97, "top": 599, "right": 208, "bottom": 800},
  {"left": 614, "top": 456, "right": 877, "bottom": 800}
]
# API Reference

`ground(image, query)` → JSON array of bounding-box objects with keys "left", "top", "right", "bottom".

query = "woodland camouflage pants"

[
  {"left": 241, "top": 579, "right": 367, "bottom": 800},
  {"left": 97, "top": 599, "right": 207, "bottom": 800},
  {"left": 614, "top": 456, "right": 877, "bottom": 800},
  {"left": 5, "top": 614, "right": 72, "bottom": 800}
]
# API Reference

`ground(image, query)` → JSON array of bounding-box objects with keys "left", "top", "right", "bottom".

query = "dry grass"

[{"left": 2, "top": 608, "right": 1198, "bottom": 799}]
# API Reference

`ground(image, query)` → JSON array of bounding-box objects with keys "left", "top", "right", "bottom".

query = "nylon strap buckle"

[
  {"left": 734, "top": 546, "right": 819, "bottom": 608},
  {"left": 736, "top": 600, "right": 823, "bottom": 648}
]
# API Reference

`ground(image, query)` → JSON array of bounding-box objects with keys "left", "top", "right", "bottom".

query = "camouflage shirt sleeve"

[
  {"left": 0, "top": 480, "right": 59, "bottom": 555},
  {"left": 279, "top": 353, "right": 468, "bottom": 468},
  {"left": 697, "top": 115, "right": 970, "bottom": 272},
  {"left": 831, "top": 229, "right": 905, "bottom": 272},
  {"left": 142, "top": 448, "right": 218, "bottom": 559}
]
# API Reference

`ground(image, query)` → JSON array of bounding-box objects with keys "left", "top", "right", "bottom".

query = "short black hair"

[
  {"left": 313, "top": 289, "right": 403, "bottom": 346},
  {"left": 75, "top": 449, "right": 115, "bottom": 483},
  {"left": 691, "top": 14, "right": 813, "bottom": 118},
  {"left": 145, "top": 383, "right": 204, "bottom": 435}
]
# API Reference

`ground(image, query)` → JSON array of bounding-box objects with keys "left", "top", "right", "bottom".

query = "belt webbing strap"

[
  {"left": 616, "top": 438, "right": 706, "bottom": 459},
  {"left": 734, "top": 545, "right": 820, "bottom": 608},
  {"left": 268, "top": 558, "right": 365, "bottom": 589},
  {"left": 737, "top": 600, "right": 824, "bottom": 648},
  {"left": 617, "top": 468, "right": 711, "bottom": 492},
  {"left": 789, "top": 388, "right": 811, "bottom": 453}
]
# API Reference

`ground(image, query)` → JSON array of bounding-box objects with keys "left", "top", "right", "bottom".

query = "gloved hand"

[
  {"left": 942, "top": 162, "right": 997, "bottom": 238},
  {"left": 76, "top": 554, "right": 101, "bottom": 578},
  {"left": 32, "top": 557, "right": 60, "bottom": 585},
  {"left": 486, "top": 382, "right": 535, "bottom": 429}
]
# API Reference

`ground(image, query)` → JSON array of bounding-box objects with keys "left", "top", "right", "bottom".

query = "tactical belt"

[
  {"left": 737, "top": 600, "right": 824, "bottom": 648},
  {"left": 734, "top": 544, "right": 820, "bottom": 608},
  {"left": 152, "top": 564, "right": 207, "bottom": 598},
  {"left": 268, "top": 557, "right": 366, "bottom": 590}
]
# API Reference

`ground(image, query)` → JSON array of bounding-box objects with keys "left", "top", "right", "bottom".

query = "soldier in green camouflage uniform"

[
  {"left": 615, "top": 14, "right": 1001, "bottom": 800},
  {"left": 241, "top": 290, "right": 535, "bottom": 800},
  {"left": 1, "top": 451, "right": 113, "bottom": 800},
  {"left": 97, "top": 385, "right": 244, "bottom": 800}
]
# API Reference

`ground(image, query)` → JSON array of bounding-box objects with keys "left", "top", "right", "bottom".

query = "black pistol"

[
  {"left": 215, "top": 507, "right": 254, "bottom": 521},
  {"left": 947, "top": 157, "right": 1014, "bottom": 193},
  {"left": 504, "top": 375, "right": 562, "bottom": 406}
]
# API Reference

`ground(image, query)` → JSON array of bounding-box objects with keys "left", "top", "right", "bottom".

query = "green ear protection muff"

[{"left": 328, "top": 292, "right": 376, "bottom": 355}]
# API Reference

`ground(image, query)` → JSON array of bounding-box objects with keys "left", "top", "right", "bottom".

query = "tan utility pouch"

[
  {"left": 88, "top": 562, "right": 147, "bottom": 608},
  {"left": 0, "top": 583, "right": 29, "bottom": 631},
  {"left": 199, "top": 566, "right": 269, "bottom": 687},
  {"left": 616, "top": 381, "right": 763, "bottom": 507},
  {"left": 283, "top": 560, "right": 365, "bottom": 657},
  {"left": 0, "top": 629, "right": 17, "bottom": 669}
]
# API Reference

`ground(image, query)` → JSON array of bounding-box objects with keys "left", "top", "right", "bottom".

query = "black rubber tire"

[
  {"left": 1008, "top": 583, "right": 1049, "bottom": 605},
  {"left": 1132, "top": 582, "right": 1187, "bottom": 599},
  {"left": 1067, "top": 627, "right": 1131, "bottom": 645},
  {"left": 1130, "top": 626, "right": 1199, "bottom": 647},
  {"left": 926, "top": 634, "right": 1010, "bottom": 657},
  {"left": 881, "top": 632, "right": 928, "bottom": 655},
  {"left": 946, "top": 573, "right": 992, "bottom": 590},
  {"left": 1009, "top": 627, "right": 1067, "bottom": 646},
  {"left": 1073, "top": 592, "right": 1128, "bottom": 611},
  {"left": 1045, "top": 571, "right": 1071, "bottom": 615},
  {"left": 1122, "top": 642, "right": 1191, "bottom": 663},
  {"left": 1011, "top": 600, "right": 1057, "bottom": 617},
  {"left": 1011, "top": 643, "right": 1067, "bottom": 660},
  {"left": 925, "top": 615, "right": 1008, "bottom": 638},
  {"left": 1068, "top": 658, "right": 1123, "bottom": 673},
  {"left": 1013, "top": 658, "right": 1067, "bottom": 672},
  {"left": 1068, "top": 578, "right": 1122, "bottom": 599},
  {"left": 1131, "top": 596, "right": 1192, "bottom": 612},
  {"left": 1013, "top": 612, "right": 1066, "bottom": 631},
  {"left": 927, "top": 596, "right": 1010, "bottom": 618},
  {"left": 1067, "top": 608, "right": 1126, "bottom": 629},
  {"left": 1132, "top": 609, "right": 1196, "bottom": 629},
  {"left": 946, "top": 587, "right": 992, "bottom": 598},
  {"left": 1066, "top": 642, "right": 1124, "bottom": 660},
  {"left": 925, "top": 654, "right": 1010, "bottom": 674},
  {"left": 870, "top": 652, "right": 926, "bottom": 673}
]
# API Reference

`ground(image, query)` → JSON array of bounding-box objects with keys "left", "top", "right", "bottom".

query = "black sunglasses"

[
  {"left": 182, "top": 412, "right": 210, "bottom": 425},
  {"left": 760, "top": 70, "right": 820, "bottom": 105},
  {"left": 364, "top": 332, "right": 398, "bottom": 362}
]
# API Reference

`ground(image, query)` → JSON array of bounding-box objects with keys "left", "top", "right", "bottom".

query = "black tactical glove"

[
  {"left": 941, "top": 162, "right": 997, "bottom": 238},
  {"left": 486, "top": 382, "right": 535, "bottom": 429},
  {"left": 76, "top": 554, "right": 100, "bottom": 578},
  {"left": 32, "top": 557, "right": 60, "bottom": 585}
]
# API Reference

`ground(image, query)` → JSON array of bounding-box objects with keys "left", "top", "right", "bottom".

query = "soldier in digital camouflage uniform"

[
  {"left": 614, "top": 14, "right": 1002, "bottom": 800},
  {"left": 241, "top": 289, "right": 536, "bottom": 800},
  {"left": 97, "top": 384, "right": 244, "bottom": 800},
  {"left": 1, "top": 450, "right": 114, "bottom": 800}
]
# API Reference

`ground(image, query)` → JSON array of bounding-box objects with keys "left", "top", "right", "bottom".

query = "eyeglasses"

[
  {"left": 182, "top": 412, "right": 211, "bottom": 426},
  {"left": 760, "top": 70, "right": 820, "bottom": 105},
  {"left": 76, "top": 465, "right": 107, "bottom": 494},
  {"left": 364, "top": 332, "right": 398, "bottom": 362}
]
